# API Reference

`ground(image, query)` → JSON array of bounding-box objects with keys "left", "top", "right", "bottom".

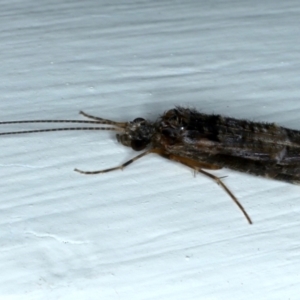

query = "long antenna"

[
  {"left": 0, "top": 127, "right": 119, "bottom": 136},
  {"left": 0, "top": 111, "right": 126, "bottom": 135},
  {"left": 0, "top": 120, "right": 108, "bottom": 125}
]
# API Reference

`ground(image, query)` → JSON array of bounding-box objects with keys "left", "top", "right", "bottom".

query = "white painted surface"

[{"left": 1, "top": 1, "right": 300, "bottom": 299}]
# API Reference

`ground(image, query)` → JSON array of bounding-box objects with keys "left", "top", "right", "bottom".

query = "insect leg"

[
  {"left": 79, "top": 111, "right": 107, "bottom": 121},
  {"left": 74, "top": 149, "right": 153, "bottom": 174},
  {"left": 153, "top": 150, "right": 252, "bottom": 224},
  {"left": 198, "top": 169, "right": 252, "bottom": 224},
  {"left": 78, "top": 111, "right": 127, "bottom": 127}
]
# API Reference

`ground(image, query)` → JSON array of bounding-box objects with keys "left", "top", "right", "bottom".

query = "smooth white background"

[{"left": 1, "top": 1, "right": 300, "bottom": 299}]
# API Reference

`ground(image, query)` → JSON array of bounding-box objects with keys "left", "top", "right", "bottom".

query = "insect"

[{"left": 2, "top": 107, "right": 300, "bottom": 224}]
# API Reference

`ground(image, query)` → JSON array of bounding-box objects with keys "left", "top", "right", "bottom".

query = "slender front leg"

[
  {"left": 79, "top": 111, "right": 108, "bottom": 122},
  {"left": 74, "top": 149, "right": 153, "bottom": 174}
]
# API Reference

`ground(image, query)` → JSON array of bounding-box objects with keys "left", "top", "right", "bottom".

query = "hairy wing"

[{"left": 159, "top": 107, "right": 300, "bottom": 183}]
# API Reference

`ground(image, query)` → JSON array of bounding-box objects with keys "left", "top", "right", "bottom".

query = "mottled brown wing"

[{"left": 160, "top": 107, "right": 300, "bottom": 184}]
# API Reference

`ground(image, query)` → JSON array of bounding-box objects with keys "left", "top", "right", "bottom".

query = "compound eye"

[
  {"left": 165, "top": 109, "right": 178, "bottom": 117},
  {"left": 133, "top": 117, "right": 145, "bottom": 123},
  {"left": 131, "top": 139, "right": 148, "bottom": 151}
]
